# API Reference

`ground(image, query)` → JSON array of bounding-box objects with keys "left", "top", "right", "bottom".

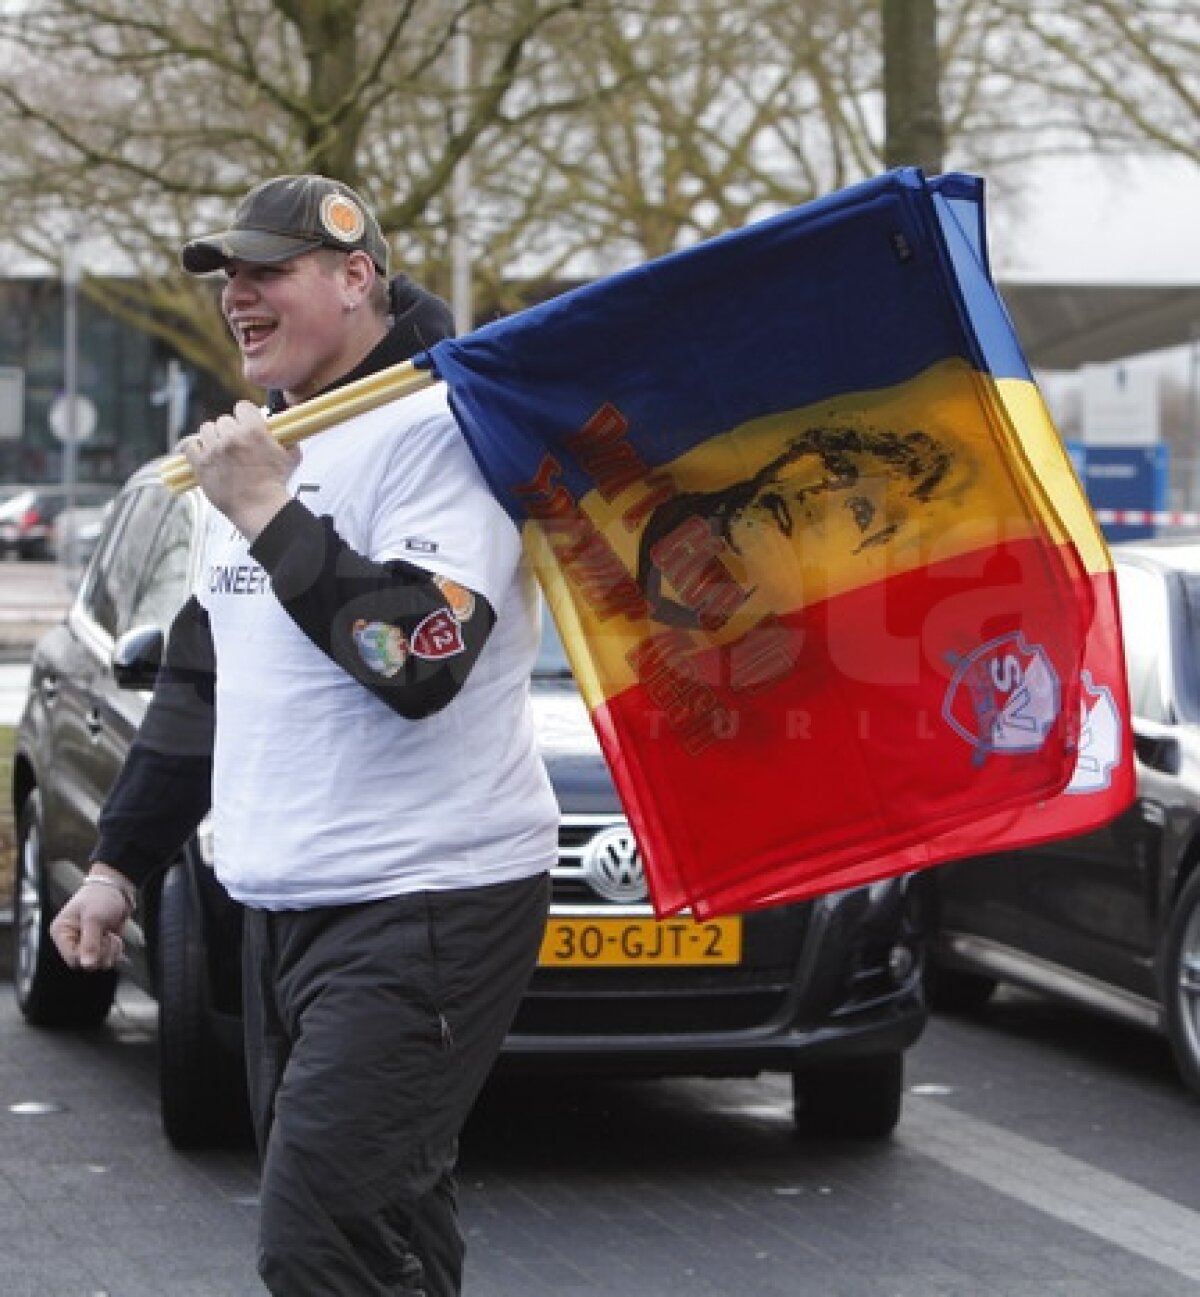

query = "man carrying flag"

[
  {"left": 49, "top": 174, "right": 558, "bottom": 1297},
  {"left": 58, "top": 163, "right": 1132, "bottom": 1295},
  {"left": 151, "top": 168, "right": 1131, "bottom": 923}
]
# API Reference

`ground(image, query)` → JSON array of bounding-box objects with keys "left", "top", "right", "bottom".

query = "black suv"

[
  {"left": 12, "top": 460, "right": 927, "bottom": 1149},
  {"left": 921, "top": 538, "right": 1200, "bottom": 1098}
]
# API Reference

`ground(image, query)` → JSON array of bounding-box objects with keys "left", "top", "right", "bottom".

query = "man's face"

[{"left": 221, "top": 251, "right": 360, "bottom": 402}]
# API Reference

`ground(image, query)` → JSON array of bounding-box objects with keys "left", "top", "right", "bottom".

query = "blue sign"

[{"left": 1068, "top": 442, "right": 1169, "bottom": 542}]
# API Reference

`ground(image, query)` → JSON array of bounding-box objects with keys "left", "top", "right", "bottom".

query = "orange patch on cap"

[{"left": 320, "top": 193, "right": 366, "bottom": 244}]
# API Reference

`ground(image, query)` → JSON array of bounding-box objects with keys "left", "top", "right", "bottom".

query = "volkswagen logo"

[{"left": 581, "top": 824, "right": 647, "bottom": 904}]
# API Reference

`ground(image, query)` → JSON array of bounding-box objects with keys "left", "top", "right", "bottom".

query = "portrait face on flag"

[{"left": 426, "top": 168, "right": 1134, "bottom": 918}]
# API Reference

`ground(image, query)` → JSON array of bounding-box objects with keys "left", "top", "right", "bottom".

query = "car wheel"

[
  {"left": 924, "top": 963, "right": 997, "bottom": 1013},
  {"left": 12, "top": 790, "right": 117, "bottom": 1027},
  {"left": 156, "top": 861, "right": 250, "bottom": 1149},
  {"left": 1162, "top": 868, "right": 1200, "bottom": 1099},
  {"left": 792, "top": 1052, "right": 905, "bottom": 1140}
]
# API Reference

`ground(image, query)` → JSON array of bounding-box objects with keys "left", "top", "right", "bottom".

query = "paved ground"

[
  {"left": 5, "top": 946, "right": 1200, "bottom": 1297},
  {"left": 0, "top": 977, "right": 262, "bottom": 1297},
  {"left": 0, "top": 558, "right": 73, "bottom": 655},
  {"left": 4, "top": 557, "right": 1200, "bottom": 1297}
]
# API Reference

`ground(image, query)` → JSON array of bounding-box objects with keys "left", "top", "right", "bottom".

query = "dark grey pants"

[{"left": 241, "top": 873, "right": 550, "bottom": 1296}]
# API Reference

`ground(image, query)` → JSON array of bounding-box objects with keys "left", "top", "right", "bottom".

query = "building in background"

[
  {"left": 0, "top": 271, "right": 1195, "bottom": 532},
  {"left": 1002, "top": 281, "right": 1200, "bottom": 538},
  {"left": 0, "top": 278, "right": 228, "bottom": 489}
]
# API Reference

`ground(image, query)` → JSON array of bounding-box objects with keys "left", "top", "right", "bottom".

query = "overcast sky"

[{"left": 988, "top": 154, "right": 1200, "bottom": 286}]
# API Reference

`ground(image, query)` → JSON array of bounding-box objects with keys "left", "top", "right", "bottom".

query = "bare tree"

[
  {"left": 982, "top": 0, "right": 1199, "bottom": 162},
  {"left": 0, "top": 0, "right": 587, "bottom": 392},
  {"left": 0, "top": 0, "right": 1195, "bottom": 400},
  {"left": 470, "top": 0, "right": 891, "bottom": 310},
  {"left": 484, "top": 0, "right": 1200, "bottom": 291}
]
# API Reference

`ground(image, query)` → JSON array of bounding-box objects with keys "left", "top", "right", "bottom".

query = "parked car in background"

[
  {"left": 0, "top": 485, "right": 33, "bottom": 556},
  {"left": 0, "top": 483, "right": 115, "bottom": 560},
  {"left": 53, "top": 498, "right": 115, "bottom": 566},
  {"left": 12, "top": 458, "right": 927, "bottom": 1149},
  {"left": 923, "top": 536, "right": 1200, "bottom": 1099}
]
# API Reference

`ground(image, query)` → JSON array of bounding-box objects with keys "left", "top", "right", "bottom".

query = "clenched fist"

[{"left": 49, "top": 869, "right": 136, "bottom": 972}]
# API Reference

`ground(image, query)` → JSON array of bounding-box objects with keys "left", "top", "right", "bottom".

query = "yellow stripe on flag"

[{"left": 525, "top": 358, "right": 1065, "bottom": 706}]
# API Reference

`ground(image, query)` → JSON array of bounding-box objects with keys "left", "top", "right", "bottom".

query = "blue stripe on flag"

[{"left": 424, "top": 168, "right": 1029, "bottom": 518}]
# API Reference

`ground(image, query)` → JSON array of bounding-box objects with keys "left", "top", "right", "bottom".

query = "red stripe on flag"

[{"left": 586, "top": 537, "right": 1100, "bottom": 916}]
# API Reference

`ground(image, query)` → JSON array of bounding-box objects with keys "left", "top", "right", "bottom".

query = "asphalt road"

[{"left": 1, "top": 973, "right": 1199, "bottom": 1297}]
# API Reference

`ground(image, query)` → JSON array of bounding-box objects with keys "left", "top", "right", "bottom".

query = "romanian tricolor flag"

[{"left": 422, "top": 168, "right": 1135, "bottom": 918}]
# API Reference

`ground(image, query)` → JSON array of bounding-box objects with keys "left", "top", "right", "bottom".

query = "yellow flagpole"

[{"left": 159, "top": 360, "right": 440, "bottom": 494}]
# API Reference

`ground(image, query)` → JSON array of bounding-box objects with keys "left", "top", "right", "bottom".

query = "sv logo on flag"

[{"left": 942, "top": 633, "right": 1061, "bottom": 760}]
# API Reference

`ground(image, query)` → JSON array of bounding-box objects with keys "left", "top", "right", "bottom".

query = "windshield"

[
  {"left": 534, "top": 606, "right": 574, "bottom": 678},
  {"left": 1177, "top": 574, "right": 1200, "bottom": 717}
]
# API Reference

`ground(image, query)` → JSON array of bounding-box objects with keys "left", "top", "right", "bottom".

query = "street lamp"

[
  {"left": 61, "top": 226, "right": 80, "bottom": 572},
  {"left": 1190, "top": 320, "right": 1200, "bottom": 512},
  {"left": 451, "top": 18, "right": 473, "bottom": 335},
  {"left": 51, "top": 227, "right": 97, "bottom": 574}
]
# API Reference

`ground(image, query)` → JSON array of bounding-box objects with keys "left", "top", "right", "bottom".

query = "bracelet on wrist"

[{"left": 81, "top": 873, "right": 137, "bottom": 911}]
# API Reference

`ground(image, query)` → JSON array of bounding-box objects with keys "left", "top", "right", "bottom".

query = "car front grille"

[
  {"left": 553, "top": 812, "right": 652, "bottom": 909},
  {"left": 521, "top": 812, "right": 806, "bottom": 1036}
]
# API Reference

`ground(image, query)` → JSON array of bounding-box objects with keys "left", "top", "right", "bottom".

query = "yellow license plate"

[{"left": 538, "top": 916, "right": 742, "bottom": 967}]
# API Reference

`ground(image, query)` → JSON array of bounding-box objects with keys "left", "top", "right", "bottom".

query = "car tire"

[
  {"left": 156, "top": 861, "right": 250, "bottom": 1150},
  {"left": 12, "top": 790, "right": 117, "bottom": 1028},
  {"left": 924, "top": 963, "right": 997, "bottom": 1013},
  {"left": 1162, "top": 868, "right": 1200, "bottom": 1099},
  {"left": 792, "top": 1052, "right": 905, "bottom": 1140}
]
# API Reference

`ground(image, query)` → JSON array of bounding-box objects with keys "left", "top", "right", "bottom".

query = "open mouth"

[{"left": 233, "top": 319, "right": 275, "bottom": 350}]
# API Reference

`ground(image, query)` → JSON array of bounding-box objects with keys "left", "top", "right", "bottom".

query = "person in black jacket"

[{"left": 50, "top": 174, "right": 558, "bottom": 1297}]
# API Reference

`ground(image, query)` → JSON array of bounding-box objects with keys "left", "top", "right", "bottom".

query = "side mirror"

[
  {"left": 1132, "top": 717, "right": 1181, "bottom": 776},
  {"left": 112, "top": 624, "right": 165, "bottom": 690}
]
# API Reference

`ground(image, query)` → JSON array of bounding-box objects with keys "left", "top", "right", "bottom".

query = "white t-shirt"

[{"left": 194, "top": 384, "right": 559, "bottom": 909}]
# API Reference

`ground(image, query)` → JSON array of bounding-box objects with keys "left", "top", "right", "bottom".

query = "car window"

[
  {"left": 78, "top": 493, "right": 138, "bottom": 638},
  {"left": 534, "top": 606, "right": 573, "bottom": 678},
  {"left": 1177, "top": 574, "right": 1200, "bottom": 716},
  {"left": 128, "top": 495, "right": 194, "bottom": 630},
  {"left": 1115, "top": 563, "right": 1170, "bottom": 723},
  {"left": 79, "top": 484, "right": 174, "bottom": 640}
]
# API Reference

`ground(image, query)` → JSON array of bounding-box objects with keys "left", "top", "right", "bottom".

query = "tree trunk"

[{"left": 882, "top": 0, "right": 945, "bottom": 174}]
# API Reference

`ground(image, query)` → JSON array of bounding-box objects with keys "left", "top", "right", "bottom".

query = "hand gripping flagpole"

[{"left": 158, "top": 359, "right": 440, "bottom": 494}]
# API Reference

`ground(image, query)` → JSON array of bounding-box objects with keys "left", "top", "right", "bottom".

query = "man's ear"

[{"left": 342, "top": 249, "right": 377, "bottom": 307}]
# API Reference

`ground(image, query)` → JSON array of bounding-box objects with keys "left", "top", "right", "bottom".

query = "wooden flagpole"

[{"left": 158, "top": 360, "right": 440, "bottom": 494}]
